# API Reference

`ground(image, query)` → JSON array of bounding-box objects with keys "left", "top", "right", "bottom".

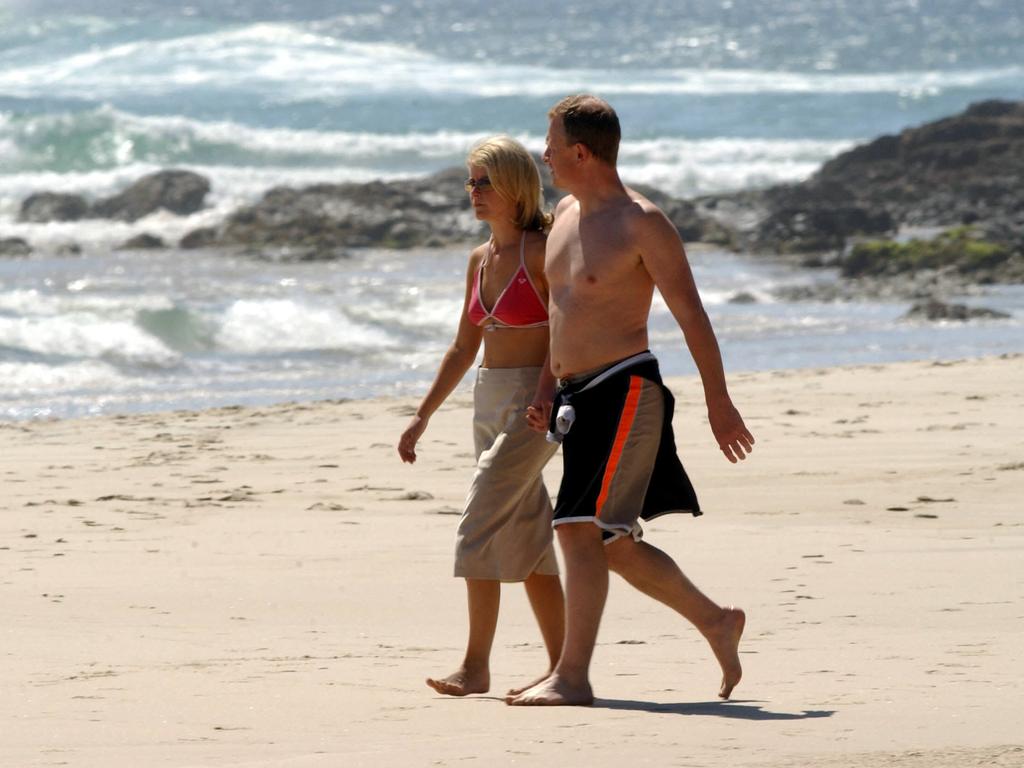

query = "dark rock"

[
  {"left": 179, "top": 227, "right": 218, "bottom": 249},
  {"left": 211, "top": 167, "right": 483, "bottom": 252},
  {"left": 19, "top": 192, "right": 89, "bottom": 223},
  {"left": 728, "top": 291, "right": 758, "bottom": 304},
  {"left": 0, "top": 237, "right": 32, "bottom": 257},
  {"left": 91, "top": 170, "right": 210, "bottom": 221},
  {"left": 56, "top": 242, "right": 82, "bottom": 257},
  {"left": 706, "top": 99, "right": 1024, "bottom": 285},
  {"left": 902, "top": 299, "right": 1011, "bottom": 321},
  {"left": 248, "top": 245, "right": 352, "bottom": 262},
  {"left": 117, "top": 233, "right": 165, "bottom": 250},
  {"left": 204, "top": 169, "right": 728, "bottom": 253},
  {"left": 630, "top": 183, "right": 734, "bottom": 245}
]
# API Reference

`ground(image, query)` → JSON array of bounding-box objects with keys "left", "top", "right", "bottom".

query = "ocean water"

[{"left": 1, "top": 0, "right": 1022, "bottom": 419}]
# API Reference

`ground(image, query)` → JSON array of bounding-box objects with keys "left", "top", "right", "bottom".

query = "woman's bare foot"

[
  {"left": 425, "top": 666, "right": 489, "bottom": 697},
  {"left": 505, "top": 670, "right": 553, "bottom": 698},
  {"left": 505, "top": 673, "right": 593, "bottom": 706},
  {"left": 704, "top": 606, "right": 745, "bottom": 699}
]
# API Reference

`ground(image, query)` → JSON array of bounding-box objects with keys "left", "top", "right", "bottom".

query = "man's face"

[{"left": 543, "top": 117, "right": 575, "bottom": 189}]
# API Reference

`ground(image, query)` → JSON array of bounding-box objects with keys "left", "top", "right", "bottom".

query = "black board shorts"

[{"left": 549, "top": 351, "right": 701, "bottom": 542}]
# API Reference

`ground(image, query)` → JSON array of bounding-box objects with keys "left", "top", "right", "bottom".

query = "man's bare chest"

[{"left": 549, "top": 230, "right": 638, "bottom": 290}]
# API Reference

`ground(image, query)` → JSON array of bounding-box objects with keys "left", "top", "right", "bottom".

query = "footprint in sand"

[
  {"left": 387, "top": 490, "right": 434, "bottom": 501},
  {"left": 217, "top": 491, "right": 255, "bottom": 502},
  {"left": 427, "top": 506, "right": 460, "bottom": 515}
]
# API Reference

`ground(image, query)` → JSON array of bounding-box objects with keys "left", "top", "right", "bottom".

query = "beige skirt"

[{"left": 454, "top": 366, "right": 559, "bottom": 581}]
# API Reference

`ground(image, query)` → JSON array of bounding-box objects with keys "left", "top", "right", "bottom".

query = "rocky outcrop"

[
  {"left": 91, "top": 170, "right": 210, "bottom": 221},
  {"left": 902, "top": 299, "right": 1011, "bottom": 321},
  {"left": 117, "top": 233, "right": 166, "bottom": 250},
  {"left": 0, "top": 237, "right": 32, "bottom": 257},
  {"left": 17, "top": 170, "right": 211, "bottom": 224},
  {"left": 176, "top": 168, "right": 728, "bottom": 258},
  {"left": 179, "top": 227, "right": 218, "bottom": 250},
  {"left": 19, "top": 192, "right": 89, "bottom": 223},
  {"left": 204, "top": 167, "right": 481, "bottom": 256},
  {"left": 702, "top": 100, "right": 1024, "bottom": 269}
]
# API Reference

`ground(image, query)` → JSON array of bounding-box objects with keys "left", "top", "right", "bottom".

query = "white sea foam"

[
  {"left": 348, "top": 293, "right": 465, "bottom": 334},
  {"left": 0, "top": 289, "right": 173, "bottom": 318},
  {"left": 0, "top": 21, "right": 1019, "bottom": 101},
  {"left": 214, "top": 298, "right": 398, "bottom": 354},
  {"left": 0, "top": 359, "right": 136, "bottom": 398},
  {"left": 0, "top": 313, "right": 179, "bottom": 366}
]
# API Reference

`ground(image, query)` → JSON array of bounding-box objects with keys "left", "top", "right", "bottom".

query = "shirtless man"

[{"left": 510, "top": 94, "right": 754, "bottom": 706}]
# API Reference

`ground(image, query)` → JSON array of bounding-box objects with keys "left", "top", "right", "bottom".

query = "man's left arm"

[{"left": 636, "top": 209, "right": 755, "bottom": 462}]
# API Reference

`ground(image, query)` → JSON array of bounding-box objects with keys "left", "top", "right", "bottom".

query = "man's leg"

[
  {"left": 506, "top": 523, "right": 606, "bottom": 705},
  {"left": 426, "top": 578, "right": 499, "bottom": 696},
  {"left": 605, "top": 536, "right": 745, "bottom": 698}
]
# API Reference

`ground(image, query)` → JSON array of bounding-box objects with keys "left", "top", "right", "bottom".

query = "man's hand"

[
  {"left": 398, "top": 415, "right": 429, "bottom": 463},
  {"left": 525, "top": 399, "right": 551, "bottom": 434},
  {"left": 708, "top": 400, "right": 755, "bottom": 463}
]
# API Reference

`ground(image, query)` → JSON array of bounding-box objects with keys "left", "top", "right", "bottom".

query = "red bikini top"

[{"left": 467, "top": 233, "right": 548, "bottom": 330}]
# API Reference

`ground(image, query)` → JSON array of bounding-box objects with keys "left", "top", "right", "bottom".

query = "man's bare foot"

[
  {"left": 704, "top": 606, "right": 745, "bottom": 699},
  {"left": 505, "top": 670, "right": 553, "bottom": 698},
  {"left": 425, "top": 666, "right": 489, "bottom": 697},
  {"left": 505, "top": 673, "right": 593, "bottom": 706}
]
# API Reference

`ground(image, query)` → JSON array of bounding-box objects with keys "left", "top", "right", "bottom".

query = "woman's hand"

[
  {"left": 398, "top": 415, "right": 429, "bottom": 463},
  {"left": 525, "top": 400, "right": 551, "bottom": 434}
]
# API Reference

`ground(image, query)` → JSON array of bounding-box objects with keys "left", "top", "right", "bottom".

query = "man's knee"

[
  {"left": 604, "top": 535, "right": 638, "bottom": 573},
  {"left": 555, "top": 521, "right": 603, "bottom": 553}
]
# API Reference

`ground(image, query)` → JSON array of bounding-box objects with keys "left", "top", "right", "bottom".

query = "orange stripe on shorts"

[{"left": 595, "top": 376, "right": 644, "bottom": 518}]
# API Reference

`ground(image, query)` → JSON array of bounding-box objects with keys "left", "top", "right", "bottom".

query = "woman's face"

[{"left": 466, "top": 165, "right": 516, "bottom": 224}]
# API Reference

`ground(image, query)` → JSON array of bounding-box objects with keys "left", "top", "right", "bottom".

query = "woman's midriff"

[{"left": 479, "top": 325, "right": 549, "bottom": 369}]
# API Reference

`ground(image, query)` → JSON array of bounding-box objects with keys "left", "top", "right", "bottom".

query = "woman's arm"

[
  {"left": 523, "top": 230, "right": 556, "bottom": 432},
  {"left": 397, "top": 248, "right": 485, "bottom": 463}
]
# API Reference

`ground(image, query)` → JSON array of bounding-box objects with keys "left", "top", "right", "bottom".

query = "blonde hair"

[{"left": 467, "top": 135, "right": 552, "bottom": 231}]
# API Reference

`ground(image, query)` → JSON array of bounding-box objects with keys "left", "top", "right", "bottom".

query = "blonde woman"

[{"left": 398, "top": 136, "right": 564, "bottom": 697}]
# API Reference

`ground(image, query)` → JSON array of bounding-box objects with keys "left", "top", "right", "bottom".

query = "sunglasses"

[{"left": 464, "top": 176, "right": 494, "bottom": 192}]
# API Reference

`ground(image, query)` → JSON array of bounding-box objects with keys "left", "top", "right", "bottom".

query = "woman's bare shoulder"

[{"left": 467, "top": 240, "right": 489, "bottom": 269}]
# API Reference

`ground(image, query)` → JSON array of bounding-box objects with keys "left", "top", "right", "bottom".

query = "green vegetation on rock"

[{"left": 841, "top": 227, "right": 1012, "bottom": 278}]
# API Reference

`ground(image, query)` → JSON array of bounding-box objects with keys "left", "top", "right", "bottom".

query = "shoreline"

[
  {"left": 4, "top": 354, "right": 1022, "bottom": 766},
  {"left": 5, "top": 349, "right": 1024, "bottom": 425}
]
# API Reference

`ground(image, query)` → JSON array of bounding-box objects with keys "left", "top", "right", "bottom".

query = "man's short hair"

[{"left": 548, "top": 94, "right": 621, "bottom": 166}]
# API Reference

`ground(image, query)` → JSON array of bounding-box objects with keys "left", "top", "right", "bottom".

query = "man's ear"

[{"left": 573, "top": 142, "right": 590, "bottom": 164}]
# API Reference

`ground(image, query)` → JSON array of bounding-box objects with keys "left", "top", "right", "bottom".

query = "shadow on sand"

[{"left": 593, "top": 699, "right": 835, "bottom": 721}]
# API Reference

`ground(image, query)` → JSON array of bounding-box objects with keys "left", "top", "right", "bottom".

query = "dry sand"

[{"left": 3, "top": 354, "right": 1022, "bottom": 767}]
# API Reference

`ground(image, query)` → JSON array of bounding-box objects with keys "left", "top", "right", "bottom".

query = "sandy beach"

[{"left": 3, "top": 354, "right": 1022, "bottom": 767}]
